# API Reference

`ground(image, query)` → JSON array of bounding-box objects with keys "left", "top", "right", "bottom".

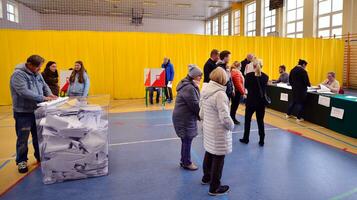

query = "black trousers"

[
  {"left": 243, "top": 106, "right": 265, "bottom": 142},
  {"left": 202, "top": 151, "right": 225, "bottom": 192},
  {"left": 164, "top": 87, "right": 173, "bottom": 100},
  {"left": 230, "top": 92, "right": 242, "bottom": 120},
  {"left": 14, "top": 112, "right": 40, "bottom": 164},
  {"left": 148, "top": 87, "right": 160, "bottom": 104},
  {"left": 287, "top": 101, "right": 305, "bottom": 119}
]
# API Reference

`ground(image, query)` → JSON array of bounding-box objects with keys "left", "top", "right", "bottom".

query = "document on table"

[
  {"left": 317, "top": 84, "right": 333, "bottom": 94},
  {"left": 318, "top": 95, "right": 330, "bottom": 107},
  {"left": 280, "top": 93, "right": 288, "bottom": 101},
  {"left": 330, "top": 107, "right": 344, "bottom": 119},
  {"left": 276, "top": 83, "right": 292, "bottom": 90}
]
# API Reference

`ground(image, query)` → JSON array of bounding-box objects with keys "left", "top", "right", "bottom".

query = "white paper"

[
  {"left": 280, "top": 93, "right": 288, "bottom": 102},
  {"left": 317, "top": 84, "right": 332, "bottom": 94},
  {"left": 330, "top": 107, "right": 344, "bottom": 119},
  {"left": 318, "top": 96, "right": 331, "bottom": 107},
  {"left": 167, "top": 81, "right": 173, "bottom": 88},
  {"left": 276, "top": 83, "right": 292, "bottom": 90},
  {"left": 38, "top": 97, "right": 69, "bottom": 107}
]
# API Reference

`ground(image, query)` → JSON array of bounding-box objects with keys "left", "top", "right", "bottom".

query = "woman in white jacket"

[{"left": 199, "top": 67, "right": 235, "bottom": 196}]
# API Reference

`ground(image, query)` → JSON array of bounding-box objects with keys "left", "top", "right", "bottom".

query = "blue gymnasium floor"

[{"left": 2, "top": 111, "right": 357, "bottom": 200}]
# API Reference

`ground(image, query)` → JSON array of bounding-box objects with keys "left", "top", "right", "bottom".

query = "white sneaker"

[
  {"left": 285, "top": 114, "right": 292, "bottom": 119},
  {"left": 296, "top": 118, "right": 304, "bottom": 122}
]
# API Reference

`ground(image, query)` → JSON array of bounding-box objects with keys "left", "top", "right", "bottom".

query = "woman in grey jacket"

[
  {"left": 172, "top": 65, "right": 203, "bottom": 171},
  {"left": 200, "top": 67, "right": 235, "bottom": 196}
]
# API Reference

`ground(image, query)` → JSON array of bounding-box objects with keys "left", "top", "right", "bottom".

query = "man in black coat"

[
  {"left": 203, "top": 49, "right": 220, "bottom": 83},
  {"left": 286, "top": 59, "right": 311, "bottom": 121},
  {"left": 216, "top": 50, "right": 234, "bottom": 99},
  {"left": 240, "top": 53, "right": 254, "bottom": 77}
]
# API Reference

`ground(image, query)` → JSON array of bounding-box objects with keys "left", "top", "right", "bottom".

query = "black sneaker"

[
  {"left": 239, "top": 138, "right": 249, "bottom": 144},
  {"left": 201, "top": 178, "right": 210, "bottom": 185},
  {"left": 18, "top": 161, "right": 28, "bottom": 174},
  {"left": 233, "top": 119, "right": 240, "bottom": 125},
  {"left": 259, "top": 141, "right": 265, "bottom": 146},
  {"left": 209, "top": 185, "right": 230, "bottom": 196}
]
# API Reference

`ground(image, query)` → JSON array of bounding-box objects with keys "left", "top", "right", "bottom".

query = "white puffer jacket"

[{"left": 200, "top": 81, "right": 235, "bottom": 155}]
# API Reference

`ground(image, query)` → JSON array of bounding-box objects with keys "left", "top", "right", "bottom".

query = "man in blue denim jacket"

[{"left": 10, "top": 55, "right": 57, "bottom": 173}]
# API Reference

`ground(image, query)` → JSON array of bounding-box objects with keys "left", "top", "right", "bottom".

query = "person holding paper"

[
  {"left": 321, "top": 72, "right": 340, "bottom": 93},
  {"left": 42, "top": 61, "right": 59, "bottom": 96},
  {"left": 286, "top": 59, "right": 311, "bottom": 122},
  {"left": 239, "top": 60, "right": 269, "bottom": 146},
  {"left": 272, "top": 65, "right": 289, "bottom": 84},
  {"left": 10, "top": 55, "right": 57, "bottom": 173},
  {"left": 162, "top": 57, "right": 174, "bottom": 103},
  {"left": 67, "top": 61, "right": 90, "bottom": 97},
  {"left": 172, "top": 65, "right": 202, "bottom": 171}
]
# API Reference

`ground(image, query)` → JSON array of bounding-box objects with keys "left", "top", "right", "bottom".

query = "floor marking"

[
  {"left": 329, "top": 187, "right": 357, "bottom": 200},
  {"left": 109, "top": 128, "right": 279, "bottom": 147}
]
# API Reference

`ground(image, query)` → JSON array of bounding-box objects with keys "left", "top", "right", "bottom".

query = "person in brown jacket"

[{"left": 42, "top": 61, "right": 59, "bottom": 96}]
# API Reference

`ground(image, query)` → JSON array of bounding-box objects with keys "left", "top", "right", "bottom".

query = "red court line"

[
  {"left": 0, "top": 163, "right": 40, "bottom": 198},
  {"left": 286, "top": 129, "right": 356, "bottom": 156}
]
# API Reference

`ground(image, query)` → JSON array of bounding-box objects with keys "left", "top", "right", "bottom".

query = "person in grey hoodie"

[
  {"left": 172, "top": 65, "right": 202, "bottom": 171},
  {"left": 200, "top": 67, "right": 235, "bottom": 196},
  {"left": 10, "top": 55, "right": 57, "bottom": 173}
]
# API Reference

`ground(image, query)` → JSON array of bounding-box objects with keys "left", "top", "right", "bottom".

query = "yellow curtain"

[{"left": 0, "top": 29, "right": 344, "bottom": 106}]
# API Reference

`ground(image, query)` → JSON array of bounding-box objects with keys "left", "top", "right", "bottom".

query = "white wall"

[
  {"left": 0, "top": 0, "right": 41, "bottom": 29},
  {"left": 0, "top": 1, "right": 204, "bottom": 34},
  {"left": 40, "top": 14, "right": 205, "bottom": 34}
]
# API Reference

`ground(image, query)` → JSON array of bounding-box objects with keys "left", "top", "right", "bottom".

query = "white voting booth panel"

[{"left": 35, "top": 95, "right": 110, "bottom": 184}]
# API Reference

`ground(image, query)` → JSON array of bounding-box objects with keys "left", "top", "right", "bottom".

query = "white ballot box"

[{"left": 35, "top": 95, "right": 110, "bottom": 184}]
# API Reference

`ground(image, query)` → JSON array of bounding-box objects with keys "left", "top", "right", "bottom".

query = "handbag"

[{"left": 257, "top": 76, "right": 271, "bottom": 105}]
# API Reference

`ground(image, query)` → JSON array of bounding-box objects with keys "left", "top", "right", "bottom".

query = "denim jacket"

[
  {"left": 67, "top": 72, "right": 90, "bottom": 97},
  {"left": 10, "top": 63, "right": 52, "bottom": 113}
]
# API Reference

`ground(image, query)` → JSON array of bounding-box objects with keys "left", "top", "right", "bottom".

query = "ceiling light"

[
  {"left": 105, "top": 0, "right": 121, "bottom": 3},
  {"left": 208, "top": 5, "right": 223, "bottom": 8},
  {"left": 143, "top": 1, "right": 157, "bottom": 6},
  {"left": 143, "top": 12, "right": 153, "bottom": 16},
  {"left": 43, "top": 9, "right": 58, "bottom": 13},
  {"left": 175, "top": 3, "right": 191, "bottom": 8},
  {"left": 110, "top": 12, "right": 123, "bottom": 15}
]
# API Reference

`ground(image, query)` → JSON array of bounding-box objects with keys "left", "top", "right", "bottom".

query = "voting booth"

[
  {"left": 35, "top": 95, "right": 110, "bottom": 184},
  {"left": 144, "top": 68, "right": 166, "bottom": 107}
]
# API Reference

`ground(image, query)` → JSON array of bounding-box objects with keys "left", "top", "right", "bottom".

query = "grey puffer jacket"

[
  {"left": 200, "top": 81, "right": 234, "bottom": 155},
  {"left": 10, "top": 63, "right": 52, "bottom": 113},
  {"left": 172, "top": 76, "right": 200, "bottom": 139}
]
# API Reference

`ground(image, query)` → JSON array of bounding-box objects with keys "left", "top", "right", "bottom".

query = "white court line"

[
  {"left": 109, "top": 128, "right": 279, "bottom": 147},
  {"left": 153, "top": 123, "right": 173, "bottom": 127}
]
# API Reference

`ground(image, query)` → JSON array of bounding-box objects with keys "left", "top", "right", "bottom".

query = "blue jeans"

[
  {"left": 180, "top": 137, "right": 193, "bottom": 166},
  {"left": 14, "top": 112, "right": 40, "bottom": 164}
]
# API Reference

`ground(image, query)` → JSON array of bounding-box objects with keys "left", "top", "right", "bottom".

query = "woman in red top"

[{"left": 230, "top": 61, "right": 246, "bottom": 124}]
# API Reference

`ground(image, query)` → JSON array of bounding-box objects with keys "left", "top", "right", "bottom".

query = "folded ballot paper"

[
  {"left": 317, "top": 84, "right": 334, "bottom": 94},
  {"left": 35, "top": 96, "right": 109, "bottom": 184}
]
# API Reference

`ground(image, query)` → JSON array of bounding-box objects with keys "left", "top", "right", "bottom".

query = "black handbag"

[{"left": 257, "top": 76, "right": 271, "bottom": 105}]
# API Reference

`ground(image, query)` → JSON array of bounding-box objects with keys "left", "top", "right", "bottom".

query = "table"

[{"left": 266, "top": 85, "right": 356, "bottom": 138}]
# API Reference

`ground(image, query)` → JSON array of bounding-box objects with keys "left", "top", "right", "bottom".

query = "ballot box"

[{"left": 35, "top": 95, "right": 110, "bottom": 184}]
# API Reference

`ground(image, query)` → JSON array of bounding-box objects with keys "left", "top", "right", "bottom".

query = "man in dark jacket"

[
  {"left": 172, "top": 65, "right": 202, "bottom": 171},
  {"left": 216, "top": 50, "right": 234, "bottom": 99},
  {"left": 286, "top": 59, "right": 311, "bottom": 122},
  {"left": 203, "top": 49, "right": 220, "bottom": 83},
  {"left": 240, "top": 53, "right": 254, "bottom": 77},
  {"left": 10, "top": 55, "right": 57, "bottom": 173}
]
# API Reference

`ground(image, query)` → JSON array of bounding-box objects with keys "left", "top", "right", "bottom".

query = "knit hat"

[{"left": 188, "top": 64, "right": 203, "bottom": 78}]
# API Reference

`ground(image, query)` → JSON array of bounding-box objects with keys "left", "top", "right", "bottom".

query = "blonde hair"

[
  {"left": 210, "top": 67, "right": 228, "bottom": 86},
  {"left": 253, "top": 58, "right": 263, "bottom": 76}
]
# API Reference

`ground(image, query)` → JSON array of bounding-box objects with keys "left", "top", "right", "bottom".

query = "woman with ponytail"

[{"left": 240, "top": 59, "right": 269, "bottom": 146}]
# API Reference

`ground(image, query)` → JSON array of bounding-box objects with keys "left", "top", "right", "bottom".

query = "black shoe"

[
  {"left": 209, "top": 185, "right": 230, "bottom": 196},
  {"left": 259, "top": 141, "right": 265, "bottom": 146},
  {"left": 233, "top": 119, "right": 240, "bottom": 125},
  {"left": 156, "top": 100, "right": 160, "bottom": 104},
  {"left": 18, "top": 161, "right": 28, "bottom": 174},
  {"left": 239, "top": 139, "right": 249, "bottom": 144},
  {"left": 201, "top": 178, "right": 210, "bottom": 185}
]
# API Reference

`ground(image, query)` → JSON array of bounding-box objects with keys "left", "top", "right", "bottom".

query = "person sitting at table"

[
  {"left": 321, "top": 72, "right": 340, "bottom": 93},
  {"left": 272, "top": 65, "right": 289, "bottom": 84},
  {"left": 148, "top": 87, "right": 161, "bottom": 104}
]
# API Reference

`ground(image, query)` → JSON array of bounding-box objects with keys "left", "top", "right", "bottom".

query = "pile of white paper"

[
  {"left": 36, "top": 98, "right": 109, "bottom": 184},
  {"left": 276, "top": 83, "right": 292, "bottom": 90},
  {"left": 317, "top": 84, "right": 334, "bottom": 94}
]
